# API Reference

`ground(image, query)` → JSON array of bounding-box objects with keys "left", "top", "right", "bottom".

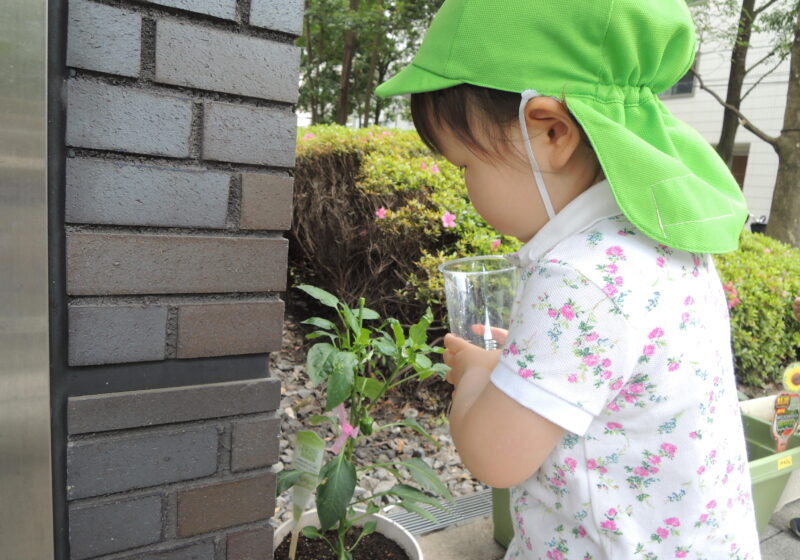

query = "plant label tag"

[
  {"left": 291, "top": 430, "right": 326, "bottom": 521},
  {"left": 772, "top": 392, "right": 800, "bottom": 452}
]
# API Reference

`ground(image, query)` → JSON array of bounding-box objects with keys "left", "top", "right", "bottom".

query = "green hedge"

[
  {"left": 716, "top": 231, "right": 800, "bottom": 387},
  {"left": 291, "top": 126, "right": 800, "bottom": 387}
]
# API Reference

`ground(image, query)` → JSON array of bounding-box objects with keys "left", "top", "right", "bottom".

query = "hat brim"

[
  {"left": 375, "top": 63, "right": 464, "bottom": 99},
  {"left": 566, "top": 94, "right": 748, "bottom": 254}
]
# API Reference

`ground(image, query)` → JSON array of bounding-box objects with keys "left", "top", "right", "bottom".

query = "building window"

[{"left": 660, "top": 54, "right": 699, "bottom": 99}]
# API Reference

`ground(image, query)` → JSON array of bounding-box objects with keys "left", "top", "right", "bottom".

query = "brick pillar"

[{"left": 54, "top": 1, "right": 303, "bottom": 558}]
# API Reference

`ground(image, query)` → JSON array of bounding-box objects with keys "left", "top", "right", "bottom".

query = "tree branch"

[
  {"left": 753, "top": 0, "right": 782, "bottom": 16},
  {"left": 745, "top": 45, "right": 779, "bottom": 75},
  {"left": 742, "top": 51, "right": 791, "bottom": 100},
  {"left": 691, "top": 70, "right": 779, "bottom": 146}
]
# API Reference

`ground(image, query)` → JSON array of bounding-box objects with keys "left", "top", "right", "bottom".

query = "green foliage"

[
  {"left": 291, "top": 125, "right": 521, "bottom": 326},
  {"left": 716, "top": 231, "right": 800, "bottom": 386},
  {"left": 278, "top": 285, "right": 451, "bottom": 559}
]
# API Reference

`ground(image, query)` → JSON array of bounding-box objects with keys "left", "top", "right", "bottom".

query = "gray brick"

[
  {"left": 250, "top": 0, "right": 304, "bottom": 35},
  {"left": 226, "top": 526, "right": 273, "bottom": 560},
  {"left": 231, "top": 417, "right": 280, "bottom": 472},
  {"left": 69, "top": 495, "right": 162, "bottom": 559},
  {"left": 121, "top": 542, "right": 215, "bottom": 560},
  {"left": 67, "top": 0, "right": 142, "bottom": 77},
  {"left": 66, "top": 79, "right": 193, "bottom": 157},
  {"left": 66, "top": 158, "right": 230, "bottom": 228},
  {"left": 203, "top": 102, "right": 296, "bottom": 167},
  {"left": 156, "top": 20, "right": 300, "bottom": 103},
  {"left": 68, "top": 305, "right": 167, "bottom": 366},
  {"left": 176, "top": 301, "right": 284, "bottom": 359},
  {"left": 67, "top": 426, "right": 218, "bottom": 499},
  {"left": 66, "top": 232, "right": 288, "bottom": 295},
  {"left": 141, "top": 0, "right": 236, "bottom": 20},
  {"left": 240, "top": 173, "right": 293, "bottom": 231},
  {"left": 68, "top": 379, "right": 282, "bottom": 435}
]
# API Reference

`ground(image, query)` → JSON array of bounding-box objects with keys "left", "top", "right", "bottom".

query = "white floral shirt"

[{"left": 491, "top": 181, "right": 760, "bottom": 560}]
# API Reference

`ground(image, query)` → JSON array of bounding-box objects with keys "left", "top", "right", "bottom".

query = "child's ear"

[{"left": 523, "top": 97, "right": 582, "bottom": 171}]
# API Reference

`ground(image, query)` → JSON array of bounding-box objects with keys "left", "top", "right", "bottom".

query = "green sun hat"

[{"left": 375, "top": 0, "right": 748, "bottom": 254}]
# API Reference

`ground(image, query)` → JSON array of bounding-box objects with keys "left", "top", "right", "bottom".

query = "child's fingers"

[
  {"left": 470, "top": 324, "right": 510, "bottom": 344},
  {"left": 444, "top": 333, "right": 471, "bottom": 353}
]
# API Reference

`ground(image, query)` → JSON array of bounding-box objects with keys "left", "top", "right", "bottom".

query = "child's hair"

[{"left": 410, "top": 84, "right": 590, "bottom": 162}]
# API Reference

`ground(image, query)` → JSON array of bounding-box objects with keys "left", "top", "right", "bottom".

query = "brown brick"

[
  {"left": 240, "top": 174, "right": 293, "bottom": 231},
  {"left": 177, "top": 301, "right": 284, "bottom": 359},
  {"left": 231, "top": 417, "right": 280, "bottom": 472},
  {"left": 226, "top": 526, "right": 273, "bottom": 560},
  {"left": 177, "top": 473, "right": 275, "bottom": 537},
  {"left": 67, "top": 232, "right": 288, "bottom": 295}
]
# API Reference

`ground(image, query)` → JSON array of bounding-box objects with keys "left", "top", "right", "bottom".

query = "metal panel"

[{"left": 0, "top": 0, "right": 55, "bottom": 558}]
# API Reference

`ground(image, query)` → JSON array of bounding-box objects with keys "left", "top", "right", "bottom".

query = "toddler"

[{"left": 376, "top": 1, "right": 761, "bottom": 559}]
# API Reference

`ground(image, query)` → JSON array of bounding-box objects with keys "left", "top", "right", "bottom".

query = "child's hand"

[{"left": 443, "top": 334, "right": 502, "bottom": 392}]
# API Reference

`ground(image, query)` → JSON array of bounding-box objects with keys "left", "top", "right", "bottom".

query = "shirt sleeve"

[{"left": 490, "top": 260, "right": 638, "bottom": 436}]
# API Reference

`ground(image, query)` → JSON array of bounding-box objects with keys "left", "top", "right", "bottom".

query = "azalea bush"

[
  {"left": 716, "top": 231, "right": 800, "bottom": 387},
  {"left": 276, "top": 285, "right": 451, "bottom": 560},
  {"left": 291, "top": 125, "right": 520, "bottom": 326}
]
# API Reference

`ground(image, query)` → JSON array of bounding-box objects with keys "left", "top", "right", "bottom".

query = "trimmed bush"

[
  {"left": 716, "top": 231, "right": 800, "bottom": 387},
  {"left": 291, "top": 125, "right": 519, "bottom": 326}
]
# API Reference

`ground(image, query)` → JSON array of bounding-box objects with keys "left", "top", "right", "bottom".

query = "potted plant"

[{"left": 274, "top": 285, "right": 452, "bottom": 560}]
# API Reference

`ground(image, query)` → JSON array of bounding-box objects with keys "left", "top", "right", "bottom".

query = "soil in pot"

[{"left": 274, "top": 529, "right": 410, "bottom": 560}]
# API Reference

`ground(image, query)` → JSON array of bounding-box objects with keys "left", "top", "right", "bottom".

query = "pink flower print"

[
  {"left": 603, "top": 284, "right": 618, "bottom": 297},
  {"left": 707, "top": 500, "right": 717, "bottom": 509},
  {"left": 643, "top": 344, "right": 655, "bottom": 357},
  {"left": 420, "top": 161, "right": 427, "bottom": 171},
  {"left": 684, "top": 296, "right": 694, "bottom": 306},
  {"left": 565, "top": 457, "right": 577, "bottom": 472},
  {"left": 697, "top": 465, "right": 706, "bottom": 475},
  {"left": 610, "top": 379, "right": 623, "bottom": 391},
  {"left": 607, "top": 264, "right": 618, "bottom": 274},
  {"left": 375, "top": 207, "right": 387, "bottom": 219},
  {"left": 660, "top": 443, "right": 677, "bottom": 458},
  {"left": 508, "top": 343, "right": 519, "bottom": 355},
  {"left": 441, "top": 211, "right": 457, "bottom": 228},
  {"left": 676, "top": 550, "right": 687, "bottom": 558},
  {"left": 689, "top": 431, "right": 698, "bottom": 440},
  {"left": 614, "top": 276, "right": 624, "bottom": 285},
  {"left": 302, "top": 132, "right": 316, "bottom": 141},
  {"left": 583, "top": 354, "right": 599, "bottom": 367},
  {"left": 547, "top": 308, "right": 558, "bottom": 318},
  {"left": 668, "top": 361, "right": 681, "bottom": 372},
  {"left": 601, "top": 358, "right": 612, "bottom": 368},
  {"left": 431, "top": 163, "right": 440, "bottom": 174},
  {"left": 519, "top": 368, "right": 534, "bottom": 379},
  {"left": 606, "top": 246, "right": 624, "bottom": 257},
  {"left": 634, "top": 466, "right": 649, "bottom": 477},
  {"left": 699, "top": 513, "right": 708, "bottom": 523},
  {"left": 648, "top": 327, "right": 664, "bottom": 339},
  {"left": 568, "top": 374, "right": 578, "bottom": 384},
  {"left": 656, "top": 257, "right": 665, "bottom": 268},
  {"left": 491, "top": 239, "right": 501, "bottom": 251},
  {"left": 665, "top": 518, "right": 680, "bottom": 528},
  {"left": 547, "top": 550, "right": 564, "bottom": 560},
  {"left": 561, "top": 304, "right": 575, "bottom": 320},
  {"left": 601, "top": 520, "right": 617, "bottom": 531},
  {"left": 681, "top": 312, "right": 690, "bottom": 323},
  {"left": 607, "top": 401, "right": 620, "bottom": 412},
  {"left": 607, "top": 508, "right": 618, "bottom": 517},
  {"left": 607, "top": 422, "right": 623, "bottom": 430},
  {"left": 601, "top": 370, "right": 612, "bottom": 380},
  {"left": 577, "top": 525, "right": 587, "bottom": 537},
  {"left": 629, "top": 383, "right": 644, "bottom": 394},
  {"left": 587, "top": 459, "right": 598, "bottom": 470},
  {"left": 657, "top": 527, "right": 669, "bottom": 539},
  {"left": 585, "top": 332, "right": 599, "bottom": 342},
  {"left": 649, "top": 455, "right": 661, "bottom": 465},
  {"left": 598, "top": 466, "right": 608, "bottom": 474}
]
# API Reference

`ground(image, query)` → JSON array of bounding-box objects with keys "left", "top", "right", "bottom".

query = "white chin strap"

[{"left": 519, "top": 89, "right": 556, "bottom": 220}]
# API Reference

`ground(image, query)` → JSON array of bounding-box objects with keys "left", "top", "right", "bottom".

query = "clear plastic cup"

[{"left": 439, "top": 255, "right": 519, "bottom": 350}]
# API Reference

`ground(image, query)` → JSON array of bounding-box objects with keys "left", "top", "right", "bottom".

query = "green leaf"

[
  {"left": 301, "top": 525, "right": 325, "bottom": 539},
  {"left": 387, "top": 484, "right": 447, "bottom": 510},
  {"left": 326, "top": 352, "right": 357, "bottom": 411},
  {"left": 400, "top": 458, "right": 453, "bottom": 500},
  {"left": 341, "top": 306, "right": 360, "bottom": 335},
  {"left": 307, "top": 343, "right": 337, "bottom": 386},
  {"left": 276, "top": 469, "right": 304, "bottom": 496},
  {"left": 373, "top": 336, "right": 397, "bottom": 356},
  {"left": 355, "top": 376, "right": 384, "bottom": 401},
  {"left": 316, "top": 454, "right": 357, "bottom": 532},
  {"left": 309, "top": 414, "right": 333, "bottom": 426},
  {"left": 356, "top": 307, "right": 380, "bottom": 321},
  {"left": 409, "top": 320, "right": 428, "bottom": 346},
  {"left": 396, "top": 500, "right": 438, "bottom": 523},
  {"left": 297, "top": 284, "right": 340, "bottom": 308},
  {"left": 389, "top": 319, "right": 405, "bottom": 347},
  {"left": 359, "top": 520, "right": 377, "bottom": 538},
  {"left": 302, "top": 317, "right": 338, "bottom": 331},
  {"left": 396, "top": 418, "right": 440, "bottom": 447},
  {"left": 414, "top": 354, "right": 432, "bottom": 370}
]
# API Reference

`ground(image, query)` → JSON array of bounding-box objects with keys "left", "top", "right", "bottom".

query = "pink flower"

[
  {"left": 649, "top": 455, "right": 661, "bottom": 465},
  {"left": 607, "top": 402, "right": 620, "bottom": 412},
  {"left": 577, "top": 525, "right": 587, "bottom": 537},
  {"left": 665, "top": 517, "right": 680, "bottom": 527},
  {"left": 649, "top": 327, "right": 664, "bottom": 339},
  {"left": 381, "top": 131, "right": 391, "bottom": 137},
  {"left": 689, "top": 431, "right": 698, "bottom": 439},
  {"left": 660, "top": 443, "right": 677, "bottom": 457},
  {"left": 607, "top": 508, "right": 617, "bottom": 517},
  {"left": 329, "top": 404, "right": 359, "bottom": 455},
  {"left": 764, "top": 248, "right": 772, "bottom": 254},
  {"left": 601, "top": 520, "right": 617, "bottom": 531},
  {"left": 441, "top": 211, "right": 457, "bottom": 228},
  {"left": 656, "top": 257, "right": 665, "bottom": 268},
  {"left": 491, "top": 239, "right": 501, "bottom": 251},
  {"left": 561, "top": 305, "right": 575, "bottom": 320},
  {"left": 601, "top": 358, "right": 612, "bottom": 368},
  {"left": 606, "top": 246, "right": 623, "bottom": 257},
  {"left": 519, "top": 368, "right": 534, "bottom": 379},
  {"left": 607, "top": 422, "right": 623, "bottom": 430},
  {"left": 643, "top": 344, "right": 655, "bottom": 357},
  {"left": 548, "top": 308, "right": 558, "bottom": 318},
  {"left": 629, "top": 383, "right": 645, "bottom": 394},
  {"left": 610, "top": 379, "right": 623, "bottom": 391},
  {"left": 302, "top": 132, "right": 316, "bottom": 141},
  {"left": 585, "top": 332, "right": 599, "bottom": 342},
  {"left": 668, "top": 362, "right": 680, "bottom": 372},
  {"left": 598, "top": 466, "right": 608, "bottom": 474},
  {"left": 567, "top": 374, "right": 578, "bottom": 384},
  {"left": 601, "top": 370, "right": 612, "bottom": 379},
  {"left": 699, "top": 513, "right": 708, "bottom": 523},
  {"left": 614, "top": 276, "right": 624, "bottom": 286},
  {"left": 565, "top": 458, "right": 577, "bottom": 471},
  {"left": 657, "top": 527, "right": 669, "bottom": 539},
  {"left": 728, "top": 297, "right": 741, "bottom": 309},
  {"left": 368, "top": 131, "right": 374, "bottom": 137},
  {"left": 587, "top": 459, "right": 597, "bottom": 470},
  {"left": 548, "top": 550, "right": 564, "bottom": 560},
  {"left": 697, "top": 466, "right": 706, "bottom": 475},
  {"left": 607, "top": 264, "right": 618, "bottom": 274},
  {"left": 508, "top": 343, "right": 519, "bottom": 355},
  {"left": 676, "top": 550, "right": 687, "bottom": 558},
  {"left": 634, "top": 466, "right": 649, "bottom": 477},
  {"left": 583, "top": 354, "right": 599, "bottom": 367},
  {"left": 375, "top": 207, "right": 387, "bottom": 219},
  {"left": 603, "top": 284, "right": 618, "bottom": 297},
  {"left": 684, "top": 296, "right": 694, "bottom": 305},
  {"left": 681, "top": 312, "right": 690, "bottom": 323},
  {"left": 431, "top": 163, "right": 440, "bottom": 174},
  {"left": 421, "top": 161, "right": 427, "bottom": 171}
]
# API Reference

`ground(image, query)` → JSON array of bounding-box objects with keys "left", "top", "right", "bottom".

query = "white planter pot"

[{"left": 274, "top": 509, "right": 423, "bottom": 560}]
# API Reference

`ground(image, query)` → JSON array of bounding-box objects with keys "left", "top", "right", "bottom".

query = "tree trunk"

[
  {"left": 303, "top": 0, "right": 319, "bottom": 124},
  {"left": 336, "top": 0, "right": 360, "bottom": 125},
  {"left": 765, "top": 9, "right": 800, "bottom": 246},
  {"left": 717, "top": 0, "right": 757, "bottom": 167},
  {"left": 361, "top": 1, "right": 383, "bottom": 127}
]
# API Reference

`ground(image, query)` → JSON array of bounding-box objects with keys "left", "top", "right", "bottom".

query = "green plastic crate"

[{"left": 492, "top": 411, "right": 800, "bottom": 548}]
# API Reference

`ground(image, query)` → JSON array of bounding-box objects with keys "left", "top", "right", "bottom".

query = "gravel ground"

[{"left": 270, "top": 313, "right": 485, "bottom": 524}]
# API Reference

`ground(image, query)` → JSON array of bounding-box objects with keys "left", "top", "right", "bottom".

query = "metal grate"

[{"left": 386, "top": 488, "right": 494, "bottom": 536}]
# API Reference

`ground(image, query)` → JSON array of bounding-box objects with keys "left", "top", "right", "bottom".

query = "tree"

[{"left": 691, "top": 1, "right": 800, "bottom": 245}]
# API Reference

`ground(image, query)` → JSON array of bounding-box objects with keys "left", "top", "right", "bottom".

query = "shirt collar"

[{"left": 506, "top": 179, "right": 621, "bottom": 267}]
